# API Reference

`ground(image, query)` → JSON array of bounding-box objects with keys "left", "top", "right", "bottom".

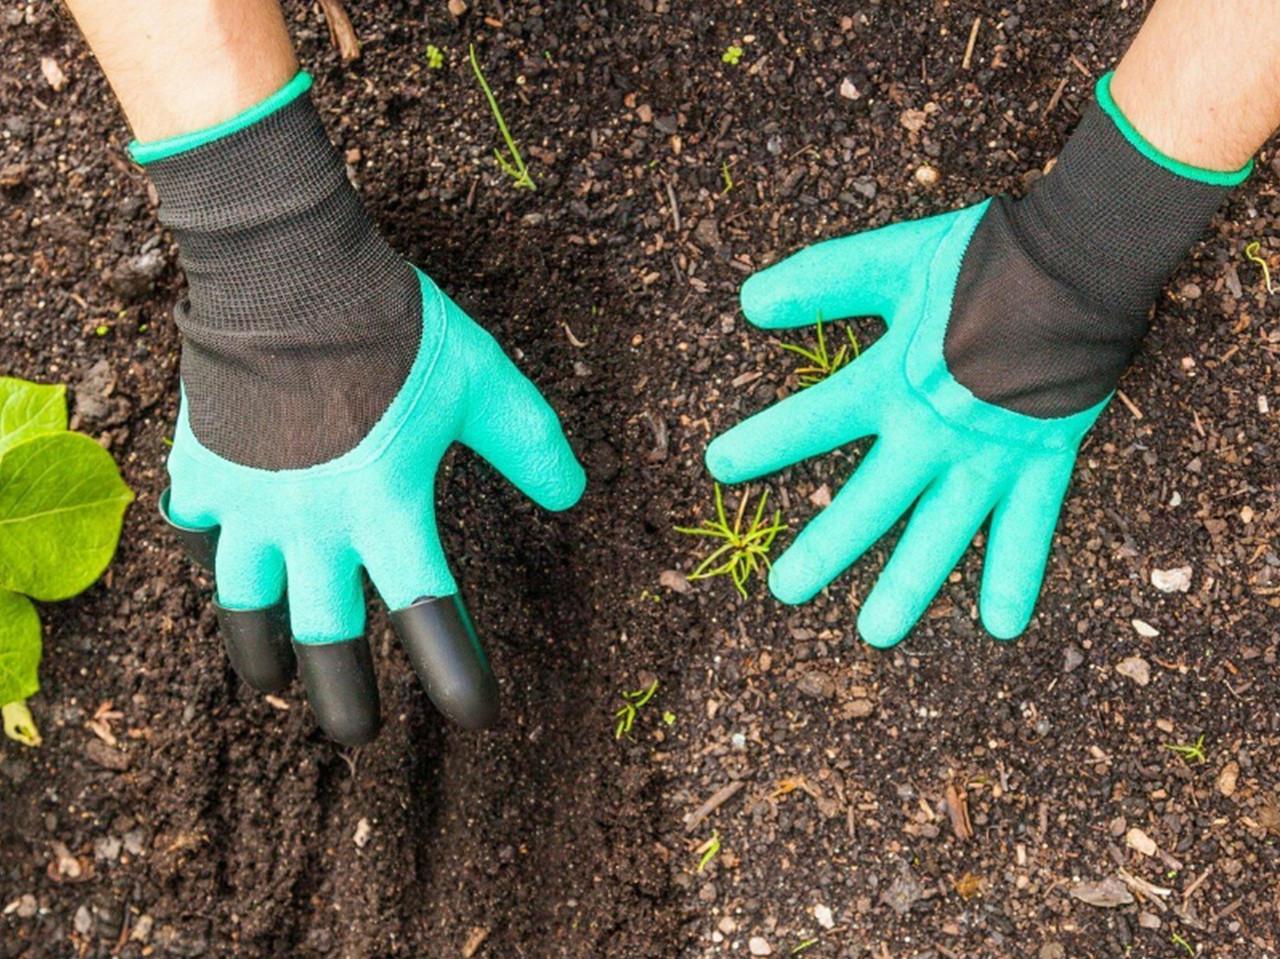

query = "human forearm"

[
  {"left": 1111, "top": 0, "right": 1280, "bottom": 172},
  {"left": 63, "top": 0, "right": 296, "bottom": 142}
]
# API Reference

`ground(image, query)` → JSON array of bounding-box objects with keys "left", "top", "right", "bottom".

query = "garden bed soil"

[{"left": 2, "top": 2, "right": 1279, "bottom": 957}]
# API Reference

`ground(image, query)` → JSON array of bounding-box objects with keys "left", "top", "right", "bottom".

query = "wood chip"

[
  {"left": 944, "top": 782, "right": 973, "bottom": 840},
  {"left": 1117, "top": 868, "right": 1172, "bottom": 904},
  {"left": 316, "top": 0, "right": 361, "bottom": 62},
  {"left": 1217, "top": 761, "right": 1239, "bottom": 797},
  {"left": 462, "top": 926, "right": 489, "bottom": 957},
  {"left": 684, "top": 780, "right": 745, "bottom": 833},
  {"left": 1042, "top": 76, "right": 1069, "bottom": 120},
  {"left": 40, "top": 57, "right": 66, "bottom": 91},
  {"left": 1115, "top": 389, "right": 1144, "bottom": 420},
  {"left": 1070, "top": 877, "right": 1134, "bottom": 908},
  {"left": 1125, "top": 827, "right": 1157, "bottom": 857},
  {"left": 84, "top": 738, "right": 130, "bottom": 771},
  {"left": 961, "top": 16, "right": 981, "bottom": 70}
]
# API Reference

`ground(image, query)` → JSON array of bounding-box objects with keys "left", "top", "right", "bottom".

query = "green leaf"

[
  {"left": 3, "top": 701, "right": 41, "bottom": 747},
  {"left": 0, "top": 432, "right": 134, "bottom": 601},
  {"left": 0, "top": 588, "right": 41, "bottom": 704},
  {"left": 0, "top": 377, "right": 67, "bottom": 456}
]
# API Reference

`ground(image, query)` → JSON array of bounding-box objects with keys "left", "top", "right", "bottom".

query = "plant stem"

[{"left": 469, "top": 44, "right": 536, "bottom": 191}]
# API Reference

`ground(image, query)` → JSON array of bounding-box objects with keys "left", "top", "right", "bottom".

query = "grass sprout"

[
  {"left": 1165, "top": 734, "right": 1207, "bottom": 765},
  {"left": 1245, "top": 240, "right": 1275, "bottom": 294},
  {"left": 696, "top": 831, "right": 721, "bottom": 872},
  {"left": 675, "top": 485, "right": 786, "bottom": 598},
  {"left": 468, "top": 43, "right": 536, "bottom": 191},
  {"left": 780, "top": 315, "right": 860, "bottom": 388},
  {"left": 721, "top": 160, "right": 734, "bottom": 195},
  {"left": 1171, "top": 931, "right": 1195, "bottom": 957},
  {"left": 614, "top": 678, "right": 659, "bottom": 739},
  {"left": 791, "top": 941, "right": 819, "bottom": 956}
]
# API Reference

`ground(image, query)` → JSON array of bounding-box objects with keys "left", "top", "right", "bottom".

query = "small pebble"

[
  {"left": 1116, "top": 656, "right": 1151, "bottom": 687},
  {"left": 749, "top": 936, "right": 773, "bottom": 956},
  {"left": 1151, "top": 566, "right": 1193, "bottom": 593}
]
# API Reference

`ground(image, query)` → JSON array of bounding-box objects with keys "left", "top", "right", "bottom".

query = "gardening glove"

[
  {"left": 707, "top": 72, "right": 1250, "bottom": 648},
  {"left": 142, "top": 73, "right": 585, "bottom": 745}
]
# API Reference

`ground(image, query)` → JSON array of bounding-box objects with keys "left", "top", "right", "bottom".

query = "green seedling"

[
  {"left": 1171, "top": 931, "right": 1195, "bottom": 957},
  {"left": 0, "top": 377, "right": 133, "bottom": 746},
  {"left": 425, "top": 44, "right": 445, "bottom": 69},
  {"left": 1245, "top": 240, "right": 1275, "bottom": 294},
  {"left": 720, "top": 160, "right": 734, "bottom": 195},
  {"left": 614, "top": 678, "right": 659, "bottom": 739},
  {"left": 791, "top": 941, "right": 819, "bottom": 956},
  {"left": 722, "top": 45, "right": 744, "bottom": 65},
  {"left": 662, "top": 711, "right": 676, "bottom": 726},
  {"left": 696, "top": 831, "right": 721, "bottom": 872},
  {"left": 468, "top": 43, "right": 536, "bottom": 191},
  {"left": 780, "top": 315, "right": 860, "bottom": 388},
  {"left": 675, "top": 485, "right": 786, "bottom": 598},
  {"left": 1165, "top": 734, "right": 1207, "bottom": 765}
]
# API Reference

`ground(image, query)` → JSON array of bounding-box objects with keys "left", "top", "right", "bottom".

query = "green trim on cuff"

[
  {"left": 128, "top": 71, "right": 314, "bottom": 166},
  {"left": 1095, "top": 71, "right": 1252, "bottom": 187}
]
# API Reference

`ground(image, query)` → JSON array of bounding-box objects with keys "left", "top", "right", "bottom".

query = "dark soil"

[{"left": 2, "top": 2, "right": 1278, "bottom": 957}]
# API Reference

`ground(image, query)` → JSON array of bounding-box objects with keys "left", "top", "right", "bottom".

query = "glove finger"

[
  {"left": 287, "top": 546, "right": 379, "bottom": 745},
  {"left": 856, "top": 468, "right": 999, "bottom": 649},
  {"left": 706, "top": 355, "right": 882, "bottom": 483},
  {"left": 158, "top": 487, "right": 218, "bottom": 571},
  {"left": 459, "top": 342, "right": 585, "bottom": 511},
  {"left": 293, "top": 636, "right": 380, "bottom": 747},
  {"left": 212, "top": 530, "right": 292, "bottom": 693},
  {"left": 361, "top": 526, "right": 498, "bottom": 731},
  {"left": 769, "top": 437, "right": 935, "bottom": 604},
  {"left": 741, "top": 215, "right": 953, "bottom": 330},
  {"left": 391, "top": 595, "right": 499, "bottom": 731},
  {"left": 980, "top": 456, "right": 1074, "bottom": 640}
]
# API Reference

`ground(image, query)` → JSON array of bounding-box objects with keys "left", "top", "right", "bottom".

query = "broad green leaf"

[
  {"left": 0, "top": 588, "right": 41, "bottom": 704},
  {"left": 2, "top": 701, "right": 41, "bottom": 746},
  {"left": 0, "top": 377, "right": 67, "bottom": 456},
  {"left": 0, "top": 432, "right": 134, "bottom": 601}
]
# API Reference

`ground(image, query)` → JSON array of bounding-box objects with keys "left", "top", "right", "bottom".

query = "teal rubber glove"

[
  {"left": 706, "top": 75, "right": 1247, "bottom": 648},
  {"left": 164, "top": 271, "right": 584, "bottom": 736},
  {"left": 707, "top": 203, "right": 1093, "bottom": 646},
  {"left": 141, "top": 73, "right": 585, "bottom": 744}
]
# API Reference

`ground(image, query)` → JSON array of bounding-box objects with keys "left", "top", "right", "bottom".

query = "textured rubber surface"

[
  {"left": 159, "top": 488, "right": 217, "bottom": 571},
  {"left": 294, "top": 638, "right": 381, "bottom": 746},
  {"left": 214, "top": 597, "right": 295, "bottom": 693},
  {"left": 944, "top": 97, "right": 1232, "bottom": 418},
  {"left": 391, "top": 595, "right": 499, "bottom": 730},
  {"left": 708, "top": 203, "right": 1106, "bottom": 648},
  {"left": 146, "top": 86, "right": 420, "bottom": 470}
]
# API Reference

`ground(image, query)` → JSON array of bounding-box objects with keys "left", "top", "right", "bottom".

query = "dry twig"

[{"left": 316, "top": 0, "right": 361, "bottom": 61}]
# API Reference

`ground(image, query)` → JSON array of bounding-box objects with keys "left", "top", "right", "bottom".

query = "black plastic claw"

[
  {"left": 214, "top": 596, "right": 295, "bottom": 693},
  {"left": 294, "top": 638, "right": 382, "bottom": 746},
  {"left": 391, "top": 595, "right": 499, "bottom": 731},
  {"left": 157, "top": 488, "right": 218, "bottom": 571}
]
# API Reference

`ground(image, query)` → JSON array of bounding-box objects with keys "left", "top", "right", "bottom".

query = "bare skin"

[
  {"left": 1111, "top": 0, "right": 1280, "bottom": 170},
  {"left": 63, "top": 0, "right": 295, "bottom": 142}
]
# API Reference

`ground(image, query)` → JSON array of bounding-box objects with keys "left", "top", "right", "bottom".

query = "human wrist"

[
  {"left": 1007, "top": 72, "right": 1246, "bottom": 320},
  {"left": 139, "top": 73, "right": 422, "bottom": 470},
  {"left": 138, "top": 73, "right": 412, "bottom": 340}
]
